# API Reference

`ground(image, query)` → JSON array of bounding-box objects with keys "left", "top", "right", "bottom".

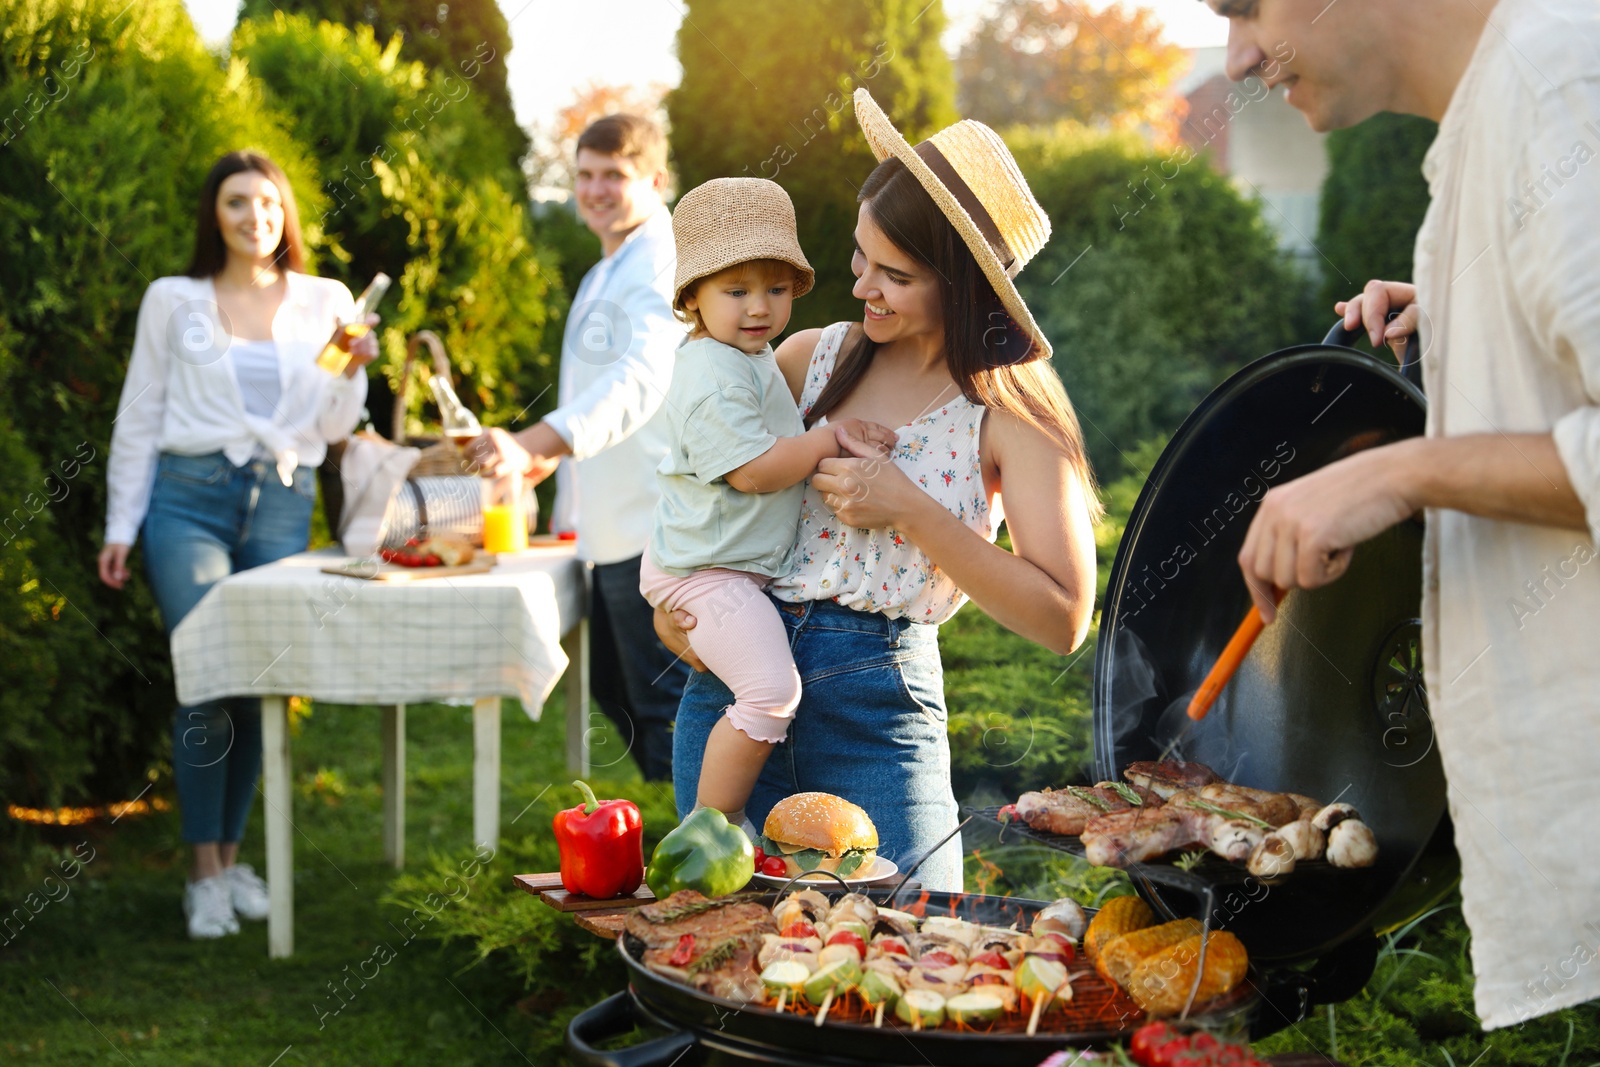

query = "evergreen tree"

[
  {"left": 233, "top": 14, "right": 562, "bottom": 424},
  {"left": 1011, "top": 125, "right": 1313, "bottom": 477},
  {"left": 666, "top": 0, "right": 957, "bottom": 331},
  {"left": 1315, "top": 112, "right": 1437, "bottom": 316},
  {"left": 237, "top": 0, "right": 529, "bottom": 172}
]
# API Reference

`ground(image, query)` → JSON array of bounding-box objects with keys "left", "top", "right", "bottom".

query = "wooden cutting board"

[
  {"left": 321, "top": 556, "right": 496, "bottom": 581},
  {"left": 513, "top": 872, "right": 657, "bottom": 912}
]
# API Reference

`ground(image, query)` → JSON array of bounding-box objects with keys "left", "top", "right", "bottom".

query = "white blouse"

[
  {"left": 768, "top": 322, "right": 1004, "bottom": 623},
  {"left": 105, "top": 272, "right": 367, "bottom": 545}
]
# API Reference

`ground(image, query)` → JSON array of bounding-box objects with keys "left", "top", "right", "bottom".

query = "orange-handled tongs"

[{"left": 1185, "top": 589, "right": 1287, "bottom": 721}]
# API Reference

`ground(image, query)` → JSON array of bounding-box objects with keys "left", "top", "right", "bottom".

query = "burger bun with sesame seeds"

[{"left": 757, "top": 792, "right": 879, "bottom": 878}]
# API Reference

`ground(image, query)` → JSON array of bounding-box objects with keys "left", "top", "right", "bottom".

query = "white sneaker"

[
  {"left": 224, "top": 863, "right": 271, "bottom": 921},
  {"left": 184, "top": 875, "right": 241, "bottom": 939}
]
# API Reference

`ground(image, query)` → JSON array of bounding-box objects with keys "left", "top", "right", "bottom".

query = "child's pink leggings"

[{"left": 638, "top": 553, "right": 801, "bottom": 743}]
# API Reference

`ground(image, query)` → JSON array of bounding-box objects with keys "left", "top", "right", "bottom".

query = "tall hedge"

[
  {"left": 0, "top": 0, "right": 320, "bottom": 813},
  {"left": 1315, "top": 112, "right": 1437, "bottom": 314},
  {"left": 1010, "top": 125, "right": 1315, "bottom": 478},
  {"left": 667, "top": 0, "right": 958, "bottom": 331},
  {"left": 237, "top": 0, "right": 528, "bottom": 172},
  {"left": 233, "top": 13, "right": 562, "bottom": 424},
  {"left": 0, "top": 0, "right": 567, "bottom": 820}
]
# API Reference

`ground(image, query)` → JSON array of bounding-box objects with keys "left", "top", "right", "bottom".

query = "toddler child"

[{"left": 639, "top": 177, "right": 896, "bottom": 835}]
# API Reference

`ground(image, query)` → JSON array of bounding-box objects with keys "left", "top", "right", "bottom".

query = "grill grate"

[{"left": 965, "top": 805, "right": 1343, "bottom": 894}]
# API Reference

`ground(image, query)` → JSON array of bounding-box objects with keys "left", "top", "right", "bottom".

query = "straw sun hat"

[
  {"left": 853, "top": 87, "right": 1053, "bottom": 359},
  {"left": 672, "top": 177, "right": 815, "bottom": 311}
]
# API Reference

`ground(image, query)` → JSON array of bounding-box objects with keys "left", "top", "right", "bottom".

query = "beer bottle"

[{"left": 316, "top": 273, "right": 392, "bottom": 374}]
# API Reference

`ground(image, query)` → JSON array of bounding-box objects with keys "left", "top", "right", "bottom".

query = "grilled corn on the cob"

[
  {"left": 1096, "top": 918, "right": 1203, "bottom": 986},
  {"left": 1127, "top": 931, "right": 1249, "bottom": 1016},
  {"left": 1083, "top": 895, "right": 1155, "bottom": 963}
]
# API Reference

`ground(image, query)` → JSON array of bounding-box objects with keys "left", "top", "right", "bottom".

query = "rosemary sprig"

[
  {"left": 1106, "top": 782, "right": 1144, "bottom": 806},
  {"left": 686, "top": 938, "right": 741, "bottom": 975},
  {"left": 645, "top": 893, "right": 761, "bottom": 924},
  {"left": 1066, "top": 786, "right": 1114, "bottom": 811},
  {"left": 1188, "top": 799, "right": 1274, "bottom": 830},
  {"left": 1173, "top": 849, "right": 1209, "bottom": 872}
]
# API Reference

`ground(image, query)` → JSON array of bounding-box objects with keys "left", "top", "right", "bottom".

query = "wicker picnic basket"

[{"left": 393, "top": 330, "right": 477, "bottom": 476}]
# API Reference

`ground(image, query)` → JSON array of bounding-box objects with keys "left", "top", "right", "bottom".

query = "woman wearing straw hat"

[{"left": 657, "top": 90, "right": 1100, "bottom": 890}]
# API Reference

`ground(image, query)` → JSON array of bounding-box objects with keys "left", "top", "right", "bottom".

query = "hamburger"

[{"left": 756, "top": 792, "right": 879, "bottom": 878}]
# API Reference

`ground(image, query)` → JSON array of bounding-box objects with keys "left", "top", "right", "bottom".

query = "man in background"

[{"left": 483, "top": 114, "right": 689, "bottom": 781}]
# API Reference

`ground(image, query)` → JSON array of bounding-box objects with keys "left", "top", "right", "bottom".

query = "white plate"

[{"left": 752, "top": 856, "right": 900, "bottom": 889}]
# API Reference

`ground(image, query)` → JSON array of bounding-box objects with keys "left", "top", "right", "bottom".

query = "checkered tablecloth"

[{"left": 171, "top": 546, "right": 585, "bottom": 717}]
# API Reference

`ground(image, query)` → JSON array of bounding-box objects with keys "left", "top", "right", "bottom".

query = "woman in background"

[{"left": 99, "top": 150, "right": 377, "bottom": 939}]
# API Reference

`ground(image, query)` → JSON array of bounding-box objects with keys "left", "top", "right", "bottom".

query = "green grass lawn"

[
  {"left": 0, "top": 689, "right": 643, "bottom": 1065},
  {"left": 5, "top": 599, "right": 1599, "bottom": 1064}
]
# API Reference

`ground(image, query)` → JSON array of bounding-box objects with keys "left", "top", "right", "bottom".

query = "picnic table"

[{"left": 171, "top": 543, "right": 588, "bottom": 957}]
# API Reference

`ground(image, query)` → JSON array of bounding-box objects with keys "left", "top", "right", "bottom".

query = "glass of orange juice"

[{"left": 480, "top": 468, "right": 528, "bottom": 554}]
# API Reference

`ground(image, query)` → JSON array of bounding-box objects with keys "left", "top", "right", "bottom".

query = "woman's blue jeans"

[
  {"left": 672, "top": 595, "right": 963, "bottom": 891},
  {"left": 142, "top": 452, "right": 315, "bottom": 844}
]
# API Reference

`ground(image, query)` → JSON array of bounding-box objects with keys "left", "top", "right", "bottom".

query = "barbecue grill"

[
  {"left": 569, "top": 886, "right": 1259, "bottom": 1067},
  {"left": 566, "top": 324, "right": 1457, "bottom": 1065}
]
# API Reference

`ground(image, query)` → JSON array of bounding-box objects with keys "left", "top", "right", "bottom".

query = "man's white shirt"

[
  {"left": 545, "top": 206, "right": 680, "bottom": 564},
  {"left": 1413, "top": 0, "right": 1600, "bottom": 1029}
]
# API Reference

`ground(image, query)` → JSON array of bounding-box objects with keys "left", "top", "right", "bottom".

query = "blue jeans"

[
  {"left": 591, "top": 554, "right": 691, "bottom": 782},
  {"left": 672, "top": 596, "right": 963, "bottom": 891},
  {"left": 142, "top": 452, "right": 315, "bottom": 844}
]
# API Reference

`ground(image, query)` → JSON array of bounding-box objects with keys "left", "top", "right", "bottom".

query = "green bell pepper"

[{"left": 646, "top": 807, "right": 755, "bottom": 899}]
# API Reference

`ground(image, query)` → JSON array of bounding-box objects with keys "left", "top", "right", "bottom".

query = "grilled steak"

[
  {"left": 1123, "top": 759, "right": 1221, "bottom": 799},
  {"left": 1081, "top": 805, "right": 1211, "bottom": 867},
  {"left": 625, "top": 891, "right": 775, "bottom": 1003},
  {"left": 1016, "top": 781, "right": 1163, "bottom": 836},
  {"left": 1167, "top": 782, "right": 1301, "bottom": 828}
]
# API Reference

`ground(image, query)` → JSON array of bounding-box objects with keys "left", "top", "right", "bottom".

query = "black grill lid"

[{"left": 1091, "top": 326, "right": 1454, "bottom": 963}]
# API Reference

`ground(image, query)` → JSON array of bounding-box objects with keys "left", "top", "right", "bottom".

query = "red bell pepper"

[
  {"left": 552, "top": 780, "right": 643, "bottom": 899},
  {"left": 668, "top": 934, "right": 696, "bottom": 966}
]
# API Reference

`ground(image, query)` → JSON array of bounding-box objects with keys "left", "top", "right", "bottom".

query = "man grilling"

[{"left": 1204, "top": 0, "right": 1600, "bottom": 1031}]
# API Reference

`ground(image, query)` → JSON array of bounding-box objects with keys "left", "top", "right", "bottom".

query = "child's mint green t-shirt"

[{"left": 649, "top": 336, "right": 807, "bottom": 578}]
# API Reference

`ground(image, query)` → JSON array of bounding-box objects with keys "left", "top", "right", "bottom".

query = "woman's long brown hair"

[
  {"left": 185, "top": 151, "right": 306, "bottom": 277},
  {"left": 805, "top": 156, "right": 1101, "bottom": 519}
]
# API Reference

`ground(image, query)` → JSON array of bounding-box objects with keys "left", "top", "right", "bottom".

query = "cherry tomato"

[
  {"left": 1131, "top": 1023, "right": 1177, "bottom": 1065},
  {"left": 761, "top": 856, "right": 788, "bottom": 877},
  {"left": 1189, "top": 1033, "right": 1221, "bottom": 1055},
  {"left": 971, "top": 950, "right": 1011, "bottom": 971},
  {"left": 920, "top": 950, "right": 959, "bottom": 968},
  {"left": 421, "top": 554, "right": 441, "bottom": 566},
  {"left": 752, "top": 847, "right": 766, "bottom": 866},
  {"left": 875, "top": 939, "right": 909, "bottom": 956},
  {"left": 1148, "top": 1034, "right": 1195, "bottom": 1067},
  {"left": 825, "top": 930, "right": 866, "bottom": 959},
  {"left": 780, "top": 921, "right": 817, "bottom": 939}
]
